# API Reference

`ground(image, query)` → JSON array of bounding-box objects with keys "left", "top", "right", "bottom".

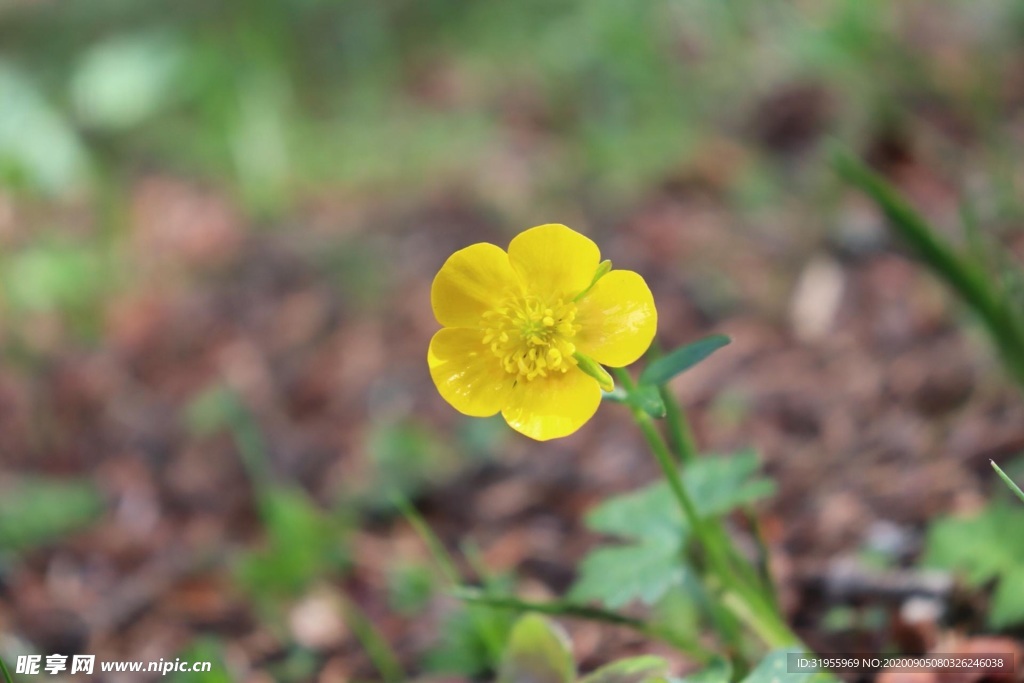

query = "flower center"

[{"left": 481, "top": 294, "right": 581, "bottom": 381}]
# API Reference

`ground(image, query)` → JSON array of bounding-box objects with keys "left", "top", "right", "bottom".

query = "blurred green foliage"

[
  {"left": 2, "top": 0, "right": 1023, "bottom": 208},
  {"left": 234, "top": 486, "right": 351, "bottom": 601},
  {"left": 4, "top": 0, "right": 1024, "bottom": 676},
  {"left": 924, "top": 498, "right": 1024, "bottom": 629},
  {"left": 169, "top": 640, "right": 233, "bottom": 683},
  {"left": 0, "top": 476, "right": 103, "bottom": 552}
]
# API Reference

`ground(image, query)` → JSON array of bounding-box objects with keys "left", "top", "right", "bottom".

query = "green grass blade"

[
  {"left": 0, "top": 655, "right": 14, "bottom": 683},
  {"left": 832, "top": 145, "right": 1024, "bottom": 388},
  {"left": 992, "top": 460, "right": 1024, "bottom": 505},
  {"left": 340, "top": 594, "right": 405, "bottom": 683}
]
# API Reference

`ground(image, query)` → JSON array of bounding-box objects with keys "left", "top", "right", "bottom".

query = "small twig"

[
  {"left": 800, "top": 561, "right": 954, "bottom": 604},
  {"left": 87, "top": 547, "right": 226, "bottom": 636},
  {"left": 451, "top": 587, "right": 716, "bottom": 663}
]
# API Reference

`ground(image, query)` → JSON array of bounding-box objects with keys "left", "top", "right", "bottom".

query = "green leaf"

[
  {"left": 0, "top": 61, "right": 89, "bottom": 194},
  {"left": 5, "top": 243, "right": 104, "bottom": 313},
  {"left": 586, "top": 484, "right": 685, "bottom": 543},
  {"left": 497, "top": 614, "right": 574, "bottom": 683},
  {"left": 570, "top": 540, "right": 686, "bottom": 608},
  {"left": 0, "top": 477, "right": 103, "bottom": 551},
  {"left": 573, "top": 452, "right": 773, "bottom": 609},
  {"left": 741, "top": 649, "right": 823, "bottom": 682},
  {"left": 990, "top": 565, "right": 1024, "bottom": 629},
  {"left": 170, "top": 639, "right": 231, "bottom": 683},
  {"left": 235, "top": 487, "right": 349, "bottom": 598},
  {"left": 650, "top": 581, "right": 703, "bottom": 646},
  {"left": 924, "top": 501, "right": 1024, "bottom": 628},
  {"left": 586, "top": 450, "right": 775, "bottom": 542},
  {"left": 639, "top": 335, "right": 731, "bottom": 386},
  {"left": 675, "top": 657, "right": 732, "bottom": 683},
  {"left": 924, "top": 501, "right": 1024, "bottom": 584},
  {"left": 579, "top": 656, "right": 669, "bottom": 683},
  {"left": 71, "top": 31, "right": 184, "bottom": 130}
]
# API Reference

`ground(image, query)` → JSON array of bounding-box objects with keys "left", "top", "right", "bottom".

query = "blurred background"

[{"left": 2, "top": 0, "right": 1024, "bottom": 680}]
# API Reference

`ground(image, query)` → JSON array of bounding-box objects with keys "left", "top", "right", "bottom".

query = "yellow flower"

[{"left": 428, "top": 224, "right": 657, "bottom": 441}]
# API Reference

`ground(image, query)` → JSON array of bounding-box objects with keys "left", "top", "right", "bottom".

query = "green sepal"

[
  {"left": 574, "top": 259, "right": 613, "bottom": 302},
  {"left": 601, "top": 383, "right": 666, "bottom": 418},
  {"left": 574, "top": 352, "right": 614, "bottom": 392}
]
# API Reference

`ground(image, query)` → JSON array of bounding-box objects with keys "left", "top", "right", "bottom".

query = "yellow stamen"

[{"left": 481, "top": 294, "right": 581, "bottom": 382}]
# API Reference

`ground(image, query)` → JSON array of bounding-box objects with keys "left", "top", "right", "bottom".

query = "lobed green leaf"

[
  {"left": 572, "top": 451, "right": 774, "bottom": 608},
  {"left": 923, "top": 501, "right": 1024, "bottom": 628},
  {"left": 569, "top": 541, "right": 686, "bottom": 609}
]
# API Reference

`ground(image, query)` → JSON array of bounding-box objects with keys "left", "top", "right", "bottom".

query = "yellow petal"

[
  {"left": 431, "top": 243, "right": 520, "bottom": 328},
  {"left": 501, "top": 368, "right": 602, "bottom": 441},
  {"left": 507, "top": 224, "right": 600, "bottom": 299},
  {"left": 575, "top": 269, "right": 657, "bottom": 367},
  {"left": 428, "top": 328, "right": 514, "bottom": 417}
]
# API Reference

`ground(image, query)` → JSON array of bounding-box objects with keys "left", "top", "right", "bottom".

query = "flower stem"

[
  {"left": 659, "top": 385, "right": 698, "bottom": 465},
  {"left": 613, "top": 368, "right": 800, "bottom": 650}
]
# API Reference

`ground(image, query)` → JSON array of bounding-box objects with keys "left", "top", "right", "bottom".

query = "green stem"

[
  {"left": 392, "top": 491, "right": 461, "bottom": 586},
  {"left": 659, "top": 386, "right": 698, "bottom": 465},
  {"left": 614, "top": 368, "right": 800, "bottom": 650},
  {"left": 657, "top": 367, "right": 763, "bottom": 594},
  {"left": 461, "top": 541, "right": 519, "bottom": 662},
  {"left": 746, "top": 507, "right": 781, "bottom": 612},
  {"left": 339, "top": 593, "right": 405, "bottom": 683},
  {"left": 453, "top": 588, "right": 716, "bottom": 664}
]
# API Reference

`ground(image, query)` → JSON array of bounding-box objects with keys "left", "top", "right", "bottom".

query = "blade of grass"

[
  {"left": 992, "top": 460, "right": 1024, "bottom": 505},
  {"left": 0, "top": 655, "right": 13, "bottom": 683},
  {"left": 390, "top": 491, "right": 460, "bottom": 586},
  {"left": 832, "top": 146, "right": 1024, "bottom": 389},
  {"left": 339, "top": 593, "right": 405, "bottom": 683},
  {"left": 393, "top": 492, "right": 505, "bottom": 663}
]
